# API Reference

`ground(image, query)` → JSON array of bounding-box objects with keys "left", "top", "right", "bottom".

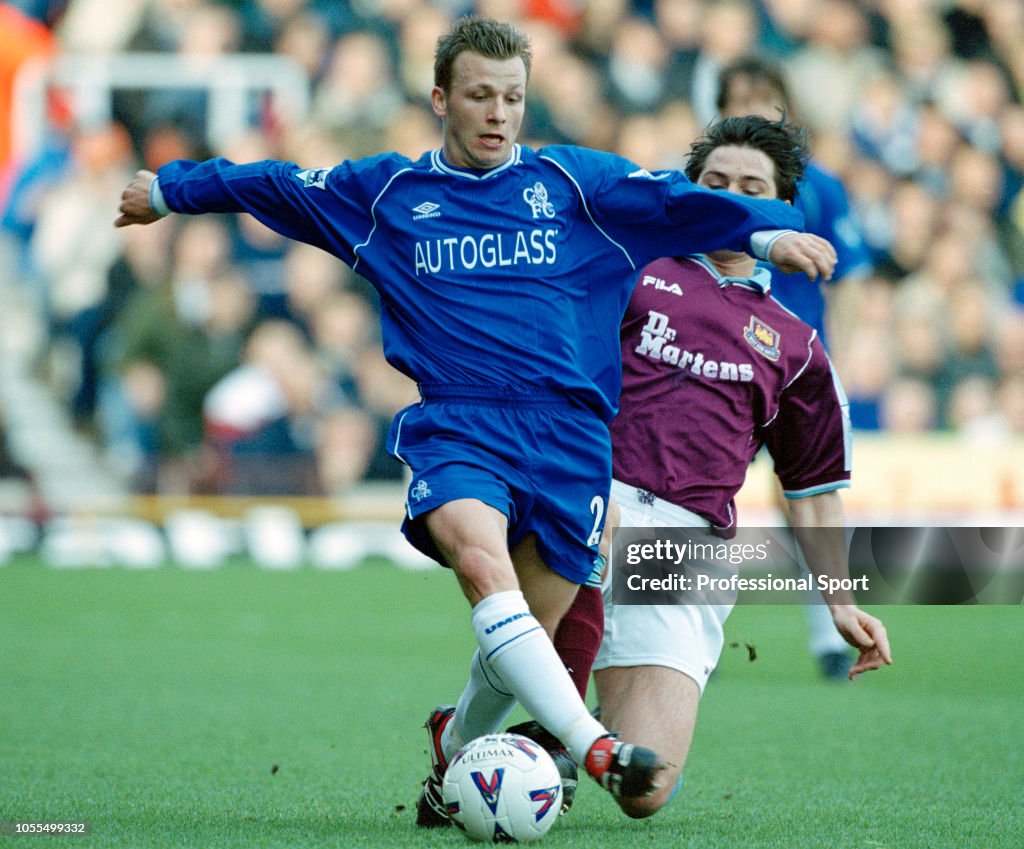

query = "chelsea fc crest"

[{"left": 522, "top": 182, "right": 556, "bottom": 218}]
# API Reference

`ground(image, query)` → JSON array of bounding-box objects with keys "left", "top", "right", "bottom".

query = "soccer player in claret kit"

[
  {"left": 542, "top": 115, "right": 892, "bottom": 819},
  {"left": 115, "top": 17, "right": 838, "bottom": 822}
]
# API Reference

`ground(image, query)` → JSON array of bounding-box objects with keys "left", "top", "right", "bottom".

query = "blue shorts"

[{"left": 387, "top": 384, "right": 611, "bottom": 586}]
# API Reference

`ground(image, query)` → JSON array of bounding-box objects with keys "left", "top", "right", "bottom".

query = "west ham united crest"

[{"left": 743, "top": 316, "right": 781, "bottom": 361}]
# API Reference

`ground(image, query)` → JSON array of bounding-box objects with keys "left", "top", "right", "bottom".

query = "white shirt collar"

[{"left": 430, "top": 146, "right": 521, "bottom": 179}]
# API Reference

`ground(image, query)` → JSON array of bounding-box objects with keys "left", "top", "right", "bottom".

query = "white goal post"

[{"left": 12, "top": 52, "right": 310, "bottom": 161}]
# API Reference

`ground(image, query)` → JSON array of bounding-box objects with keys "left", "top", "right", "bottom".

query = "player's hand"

[
  {"left": 830, "top": 604, "right": 893, "bottom": 680},
  {"left": 115, "top": 170, "right": 162, "bottom": 227},
  {"left": 767, "top": 232, "right": 836, "bottom": 281}
]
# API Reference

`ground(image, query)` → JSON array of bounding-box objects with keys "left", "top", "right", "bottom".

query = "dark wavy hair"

[
  {"left": 684, "top": 115, "right": 810, "bottom": 203},
  {"left": 434, "top": 17, "right": 533, "bottom": 92}
]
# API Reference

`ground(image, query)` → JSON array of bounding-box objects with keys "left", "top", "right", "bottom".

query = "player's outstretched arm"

[
  {"left": 788, "top": 491, "right": 892, "bottom": 680},
  {"left": 766, "top": 232, "right": 836, "bottom": 281},
  {"left": 115, "top": 170, "right": 162, "bottom": 228}
]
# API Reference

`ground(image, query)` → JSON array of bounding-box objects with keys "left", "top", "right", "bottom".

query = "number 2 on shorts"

[{"left": 586, "top": 495, "right": 605, "bottom": 546}]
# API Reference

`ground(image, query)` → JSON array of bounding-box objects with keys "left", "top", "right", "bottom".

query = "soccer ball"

[{"left": 442, "top": 732, "right": 563, "bottom": 843}]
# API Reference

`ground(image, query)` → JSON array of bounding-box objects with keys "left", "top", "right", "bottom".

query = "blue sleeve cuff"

[
  {"left": 149, "top": 177, "right": 170, "bottom": 217},
  {"left": 783, "top": 481, "right": 850, "bottom": 499}
]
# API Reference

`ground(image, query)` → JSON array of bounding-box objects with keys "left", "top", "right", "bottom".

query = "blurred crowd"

[{"left": 1, "top": 0, "right": 1023, "bottom": 497}]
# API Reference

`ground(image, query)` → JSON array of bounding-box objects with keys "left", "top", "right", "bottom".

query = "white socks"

[
  {"left": 446, "top": 589, "right": 605, "bottom": 765},
  {"left": 445, "top": 649, "right": 517, "bottom": 758}
]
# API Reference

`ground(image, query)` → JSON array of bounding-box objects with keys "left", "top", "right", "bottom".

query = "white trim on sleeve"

[
  {"left": 750, "top": 229, "right": 796, "bottom": 261},
  {"left": 149, "top": 177, "right": 170, "bottom": 217}
]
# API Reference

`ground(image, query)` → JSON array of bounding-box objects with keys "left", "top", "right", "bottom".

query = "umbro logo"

[
  {"left": 627, "top": 168, "right": 671, "bottom": 180},
  {"left": 412, "top": 201, "right": 441, "bottom": 220}
]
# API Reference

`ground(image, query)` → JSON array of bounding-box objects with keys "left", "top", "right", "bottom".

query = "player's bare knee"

[{"left": 456, "top": 546, "right": 516, "bottom": 598}]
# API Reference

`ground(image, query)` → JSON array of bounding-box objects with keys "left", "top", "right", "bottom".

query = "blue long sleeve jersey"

[{"left": 156, "top": 144, "right": 803, "bottom": 423}]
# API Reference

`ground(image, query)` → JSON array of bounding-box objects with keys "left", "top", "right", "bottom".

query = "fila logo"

[
  {"left": 642, "top": 274, "right": 683, "bottom": 295},
  {"left": 412, "top": 201, "right": 441, "bottom": 220}
]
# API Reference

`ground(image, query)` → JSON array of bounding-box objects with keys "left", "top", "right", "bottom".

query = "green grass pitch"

[{"left": 2, "top": 557, "right": 1021, "bottom": 848}]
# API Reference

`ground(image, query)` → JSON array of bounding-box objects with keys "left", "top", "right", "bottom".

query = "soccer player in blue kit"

[
  {"left": 115, "top": 17, "right": 837, "bottom": 820},
  {"left": 717, "top": 56, "right": 872, "bottom": 351},
  {"left": 717, "top": 56, "right": 874, "bottom": 679}
]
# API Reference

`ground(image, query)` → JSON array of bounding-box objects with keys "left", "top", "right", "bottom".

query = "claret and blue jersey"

[
  {"left": 612, "top": 254, "right": 852, "bottom": 531},
  {"left": 156, "top": 144, "right": 803, "bottom": 424}
]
